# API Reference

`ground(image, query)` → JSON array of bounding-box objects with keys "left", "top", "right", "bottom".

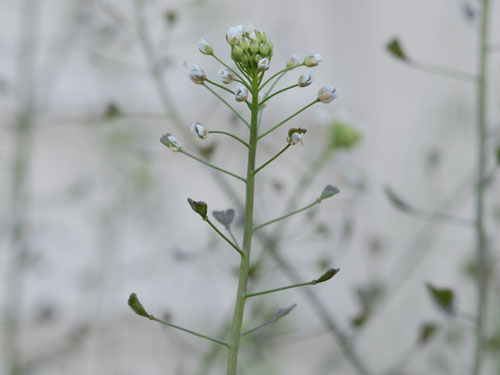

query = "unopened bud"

[
  {"left": 217, "top": 68, "right": 234, "bottom": 84},
  {"left": 298, "top": 70, "right": 314, "bottom": 87},
  {"left": 258, "top": 57, "right": 270, "bottom": 71},
  {"left": 286, "top": 53, "right": 301, "bottom": 68},
  {"left": 256, "top": 30, "right": 267, "bottom": 42},
  {"left": 312, "top": 268, "right": 340, "bottom": 284},
  {"left": 128, "top": 293, "right": 151, "bottom": 318},
  {"left": 320, "top": 185, "right": 340, "bottom": 200},
  {"left": 187, "top": 198, "right": 208, "bottom": 219},
  {"left": 198, "top": 38, "right": 213, "bottom": 55},
  {"left": 191, "top": 122, "right": 208, "bottom": 139},
  {"left": 226, "top": 26, "right": 240, "bottom": 46},
  {"left": 160, "top": 133, "right": 182, "bottom": 152},
  {"left": 304, "top": 53, "right": 322, "bottom": 67},
  {"left": 187, "top": 65, "right": 206, "bottom": 84},
  {"left": 235, "top": 85, "right": 249, "bottom": 102},
  {"left": 318, "top": 84, "right": 338, "bottom": 103},
  {"left": 232, "top": 45, "right": 244, "bottom": 58}
]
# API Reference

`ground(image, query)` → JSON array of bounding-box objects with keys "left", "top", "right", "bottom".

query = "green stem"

[
  {"left": 226, "top": 73, "right": 259, "bottom": 375},
  {"left": 260, "top": 84, "right": 299, "bottom": 106},
  {"left": 205, "top": 78, "right": 236, "bottom": 96},
  {"left": 253, "top": 199, "right": 320, "bottom": 232},
  {"left": 260, "top": 63, "right": 304, "bottom": 90},
  {"left": 180, "top": 150, "right": 246, "bottom": 183},
  {"left": 205, "top": 218, "right": 243, "bottom": 256},
  {"left": 258, "top": 100, "right": 319, "bottom": 140},
  {"left": 410, "top": 61, "right": 477, "bottom": 84},
  {"left": 253, "top": 144, "right": 291, "bottom": 175},
  {"left": 149, "top": 315, "right": 229, "bottom": 347},
  {"left": 472, "top": 0, "right": 489, "bottom": 374},
  {"left": 208, "top": 130, "right": 249, "bottom": 148},
  {"left": 240, "top": 304, "right": 297, "bottom": 336},
  {"left": 203, "top": 83, "right": 251, "bottom": 129},
  {"left": 245, "top": 282, "right": 313, "bottom": 299}
]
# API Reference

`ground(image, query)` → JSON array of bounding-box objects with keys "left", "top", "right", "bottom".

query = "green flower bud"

[
  {"left": 240, "top": 37, "right": 250, "bottom": 51},
  {"left": 319, "top": 185, "right": 340, "bottom": 200},
  {"left": 312, "top": 268, "right": 340, "bottom": 284},
  {"left": 250, "top": 41, "right": 260, "bottom": 54},
  {"left": 232, "top": 45, "right": 243, "bottom": 57},
  {"left": 259, "top": 42, "right": 270, "bottom": 56},
  {"left": 128, "top": 293, "right": 151, "bottom": 318},
  {"left": 188, "top": 198, "right": 208, "bottom": 219},
  {"left": 256, "top": 30, "right": 267, "bottom": 42}
]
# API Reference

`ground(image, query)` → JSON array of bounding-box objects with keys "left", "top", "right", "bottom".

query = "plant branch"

[
  {"left": 208, "top": 130, "right": 249, "bottom": 148},
  {"left": 205, "top": 218, "right": 243, "bottom": 256},
  {"left": 240, "top": 304, "right": 297, "bottom": 336},
  {"left": 258, "top": 100, "right": 319, "bottom": 140},
  {"left": 180, "top": 150, "right": 246, "bottom": 183},
  {"left": 211, "top": 53, "right": 250, "bottom": 89},
  {"left": 409, "top": 60, "right": 477, "bottom": 84},
  {"left": 260, "top": 63, "right": 304, "bottom": 90},
  {"left": 260, "top": 84, "right": 299, "bottom": 106},
  {"left": 246, "top": 282, "right": 313, "bottom": 299},
  {"left": 253, "top": 199, "right": 320, "bottom": 232},
  {"left": 253, "top": 144, "right": 291, "bottom": 175},
  {"left": 205, "top": 78, "right": 236, "bottom": 96},
  {"left": 203, "top": 83, "right": 250, "bottom": 129}
]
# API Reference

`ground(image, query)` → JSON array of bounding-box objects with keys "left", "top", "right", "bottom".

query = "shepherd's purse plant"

[{"left": 128, "top": 22, "right": 341, "bottom": 374}]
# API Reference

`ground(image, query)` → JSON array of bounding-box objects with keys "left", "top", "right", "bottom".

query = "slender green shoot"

[
  {"left": 205, "top": 218, "right": 244, "bottom": 256},
  {"left": 203, "top": 84, "right": 251, "bottom": 129},
  {"left": 253, "top": 144, "right": 291, "bottom": 175},
  {"left": 208, "top": 131, "right": 249, "bottom": 148},
  {"left": 181, "top": 150, "right": 247, "bottom": 183}
]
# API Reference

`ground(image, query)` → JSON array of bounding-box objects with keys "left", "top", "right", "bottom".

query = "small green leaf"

[
  {"left": 188, "top": 198, "right": 208, "bottom": 219},
  {"left": 128, "top": 293, "right": 151, "bottom": 318},
  {"left": 386, "top": 38, "right": 408, "bottom": 61},
  {"left": 320, "top": 185, "right": 340, "bottom": 201},
  {"left": 351, "top": 311, "right": 370, "bottom": 329},
  {"left": 418, "top": 322, "right": 438, "bottom": 345},
  {"left": 313, "top": 268, "right": 340, "bottom": 284},
  {"left": 426, "top": 283, "right": 455, "bottom": 316}
]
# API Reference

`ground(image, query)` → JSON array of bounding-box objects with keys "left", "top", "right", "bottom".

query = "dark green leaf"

[
  {"left": 418, "top": 322, "right": 438, "bottom": 345},
  {"left": 313, "top": 268, "right": 340, "bottom": 284},
  {"left": 128, "top": 293, "right": 150, "bottom": 318},
  {"left": 188, "top": 198, "right": 208, "bottom": 219},
  {"left": 387, "top": 38, "right": 408, "bottom": 61},
  {"left": 320, "top": 185, "right": 340, "bottom": 201},
  {"left": 426, "top": 283, "right": 455, "bottom": 316}
]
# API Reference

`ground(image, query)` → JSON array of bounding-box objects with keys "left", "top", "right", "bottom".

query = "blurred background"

[{"left": 1, "top": 0, "right": 500, "bottom": 374}]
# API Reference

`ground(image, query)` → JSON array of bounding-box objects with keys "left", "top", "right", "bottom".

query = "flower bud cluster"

[{"left": 226, "top": 23, "right": 273, "bottom": 75}]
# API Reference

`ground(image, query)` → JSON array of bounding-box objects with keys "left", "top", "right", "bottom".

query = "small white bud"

[
  {"left": 160, "top": 133, "right": 182, "bottom": 152},
  {"left": 235, "top": 24, "right": 245, "bottom": 35},
  {"left": 304, "top": 53, "right": 322, "bottom": 67},
  {"left": 198, "top": 38, "right": 213, "bottom": 55},
  {"left": 298, "top": 70, "right": 314, "bottom": 87},
  {"left": 217, "top": 68, "right": 234, "bottom": 84},
  {"left": 247, "top": 30, "right": 258, "bottom": 41},
  {"left": 235, "top": 85, "right": 249, "bottom": 102},
  {"left": 190, "top": 122, "right": 208, "bottom": 139},
  {"left": 318, "top": 84, "right": 338, "bottom": 103},
  {"left": 226, "top": 27, "right": 240, "bottom": 46},
  {"left": 187, "top": 65, "right": 206, "bottom": 84},
  {"left": 258, "top": 57, "right": 270, "bottom": 71},
  {"left": 286, "top": 53, "right": 301, "bottom": 68}
]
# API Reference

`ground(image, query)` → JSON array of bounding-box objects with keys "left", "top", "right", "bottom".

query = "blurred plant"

[
  {"left": 128, "top": 22, "right": 343, "bottom": 374},
  {"left": 384, "top": 1, "right": 498, "bottom": 374}
]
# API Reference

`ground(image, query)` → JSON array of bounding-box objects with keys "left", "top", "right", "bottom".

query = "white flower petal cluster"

[
  {"left": 298, "top": 70, "right": 314, "bottom": 87},
  {"left": 286, "top": 53, "right": 301, "bottom": 68},
  {"left": 160, "top": 133, "right": 182, "bottom": 152},
  {"left": 235, "top": 85, "right": 249, "bottom": 102},
  {"left": 191, "top": 123, "right": 208, "bottom": 139},
  {"left": 217, "top": 68, "right": 234, "bottom": 84},
  {"left": 198, "top": 38, "right": 213, "bottom": 55},
  {"left": 187, "top": 65, "right": 206, "bottom": 84},
  {"left": 304, "top": 53, "right": 322, "bottom": 67}
]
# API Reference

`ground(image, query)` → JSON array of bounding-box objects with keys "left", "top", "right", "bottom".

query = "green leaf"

[
  {"left": 128, "top": 293, "right": 151, "bottom": 318},
  {"left": 418, "top": 322, "right": 438, "bottom": 345},
  {"left": 351, "top": 311, "right": 370, "bottom": 329},
  {"left": 188, "top": 198, "right": 208, "bottom": 219},
  {"left": 320, "top": 185, "right": 340, "bottom": 201},
  {"left": 386, "top": 38, "right": 408, "bottom": 61},
  {"left": 313, "top": 268, "right": 340, "bottom": 284},
  {"left": 426, "top": 283, "right": 455, "bottom": 315}
]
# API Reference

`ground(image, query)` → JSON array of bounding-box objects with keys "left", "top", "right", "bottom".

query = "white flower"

[
  {"left": 286, "top": 128, "right": 307, "bottom": 145},
  {"left": 187, "top": 65, "right": 206, "bottom": 84},
  {"left": 243, "top": 22, "right": 255, "bottom": 35},
  {"left": 191, "top": 122, "right": 208, "bottom": 139},
  {"left": 298, "top": 70, "right": 314, "bottom": 87},
  {"left": 160, "top": 133, "right": 182, "bottom": 152},
  {"left": 198, "top": 38, "right": 213, "bottom": 55},
  {"left": 318, "top": 84, "right": 338, "bottom": 103},
  {"left": 258, "top": 57, "right": 270, "bottom": 71},
  {"left": 226, "top": 26, "right": 241, "bottom": 46},
  {"left": 247, "top": 30, "right": 258, "bottom": 41},
  {"left": 235, "top": 85, "right": 249, "bottom": 102},
  {"left": 304, "top": 53, "right": 322, "bottom": 67},
  {"left": 286, "top": 53, "right": 301, "bottom": 68},
  {"left": 217, "top": 68, "right": 234, "bottom": 84}
]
